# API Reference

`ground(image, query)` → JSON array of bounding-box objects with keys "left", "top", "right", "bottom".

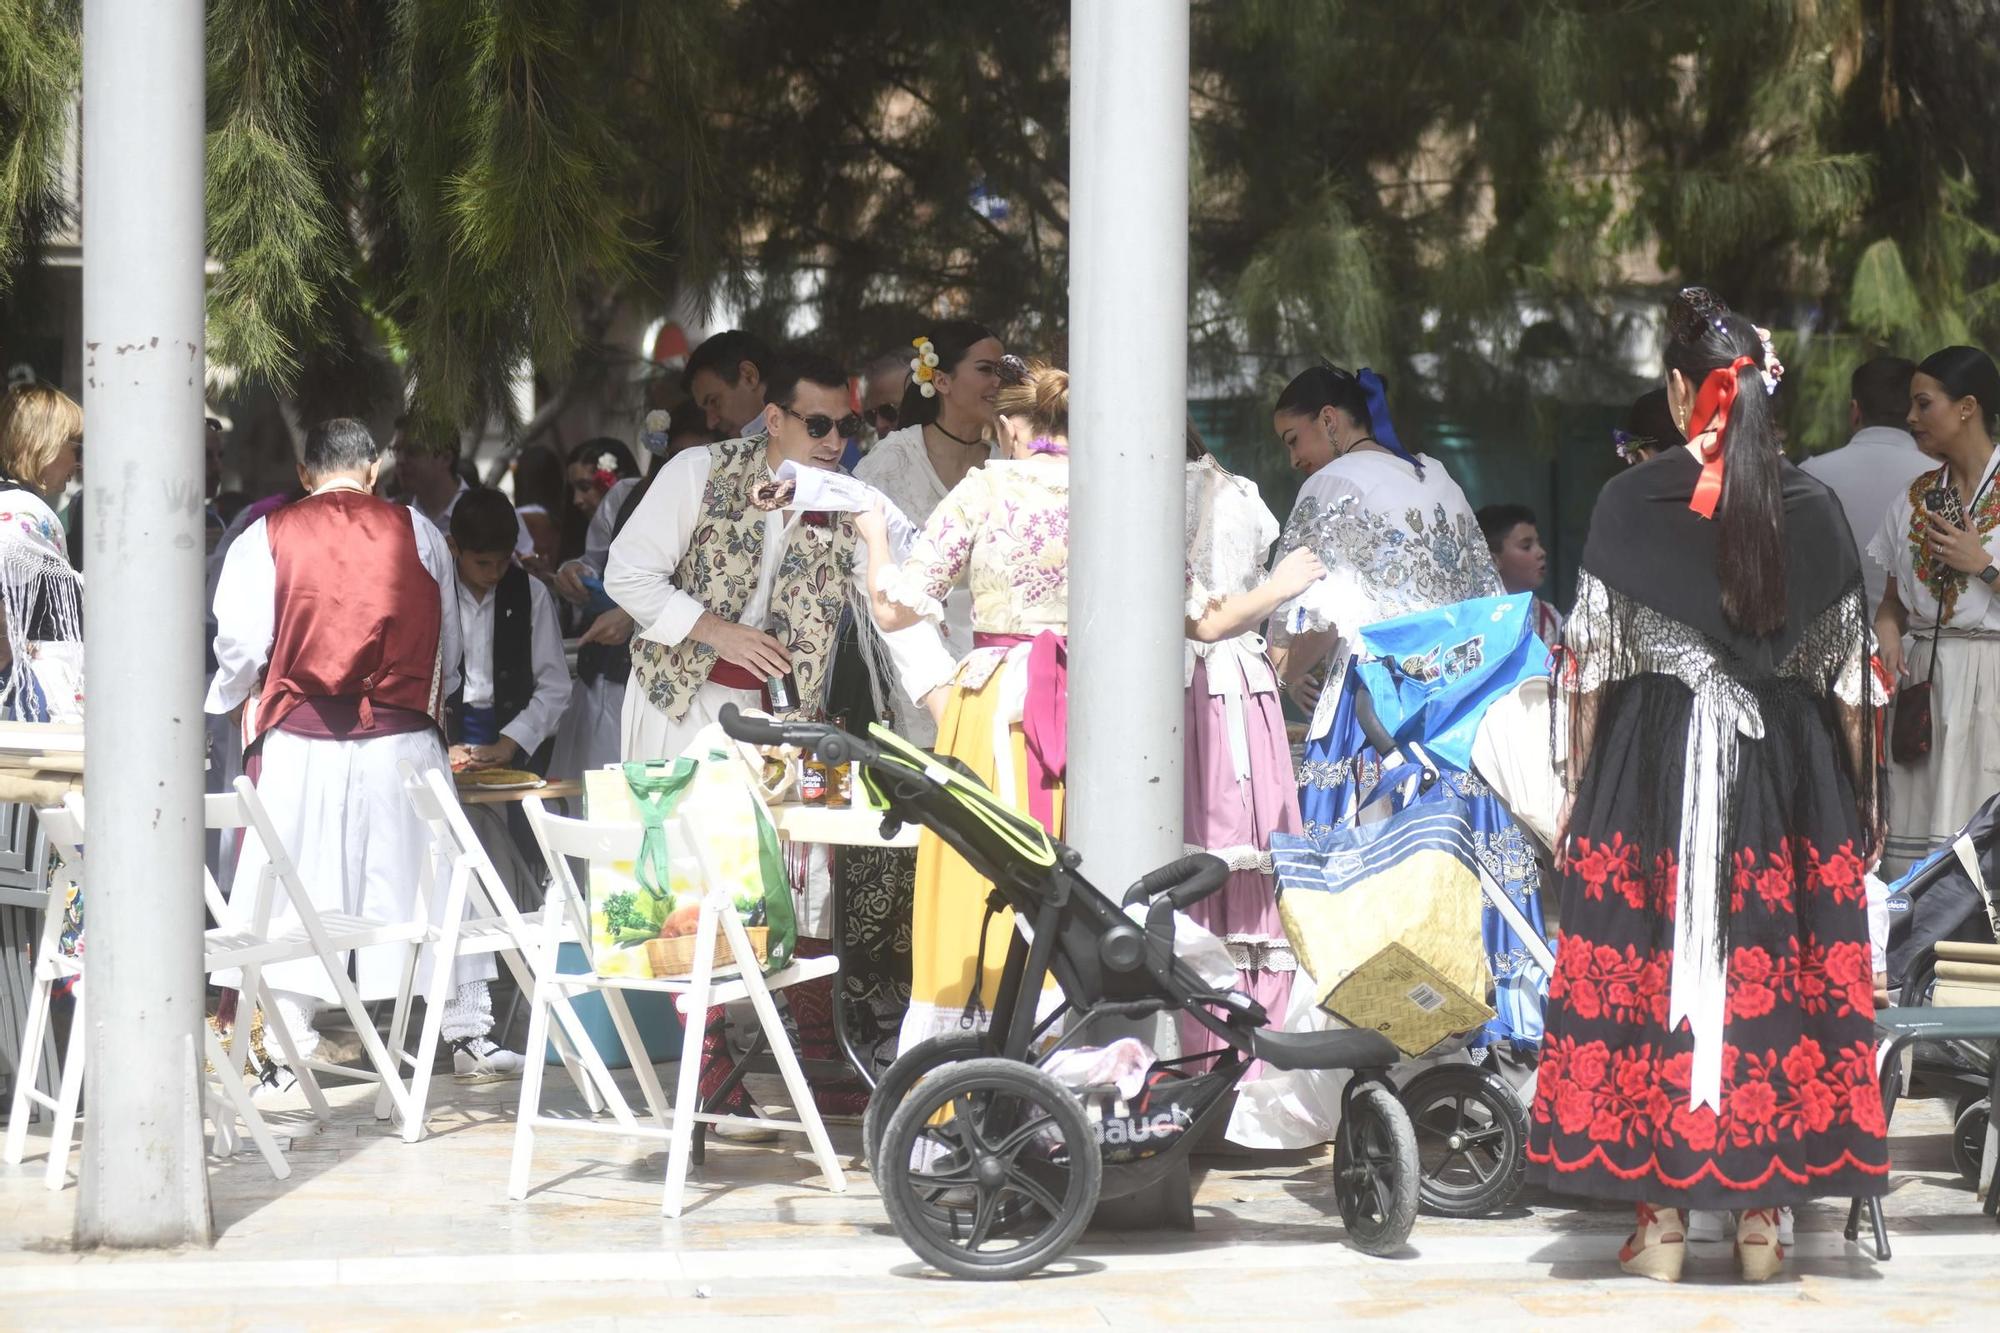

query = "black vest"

[
  {"left": 449, "top": 563, "right": 546, "bottom": 767},
  {"left": 577, "top": 469, "right": 659, "bottom": 686}
]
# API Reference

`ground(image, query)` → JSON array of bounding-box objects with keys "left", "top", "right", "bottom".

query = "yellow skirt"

[{"left": 897, "top": 663, "right": 1064, "bottom": 1051}]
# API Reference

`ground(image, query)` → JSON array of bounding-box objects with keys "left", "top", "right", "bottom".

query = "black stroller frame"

[{"left": 718, "top": 704, "right": 1418, "bottom": 1280}]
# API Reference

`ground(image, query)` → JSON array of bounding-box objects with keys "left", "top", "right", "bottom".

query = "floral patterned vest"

[{"left": 629, "top": 435, "right": 858, "bottom": 723}]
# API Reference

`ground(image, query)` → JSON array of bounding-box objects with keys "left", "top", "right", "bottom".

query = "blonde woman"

[
  {"left": 855, "top": 359, "right": 1071, "bottom": 1052},
  {"left": 0, "top": 383, "right": 84, "bottom": 722}
]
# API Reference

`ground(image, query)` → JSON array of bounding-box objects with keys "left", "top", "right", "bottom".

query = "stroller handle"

[
  {"left": 1122, "top": 852, "right": 1230, "bottom": 910},
  {"left": 717, "top": 703, "right": 880, "bottom": 769}
]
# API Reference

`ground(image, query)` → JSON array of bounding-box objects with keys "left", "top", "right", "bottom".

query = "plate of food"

[{"left": 455, "top": 767, "right": 543, "bottom": 791}]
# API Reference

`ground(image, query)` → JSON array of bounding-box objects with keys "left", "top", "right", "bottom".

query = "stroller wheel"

[
  {"left": 1333, "top": 1081, "right": 1419, "bottom": 1256},
  {"left": 864, "top": 1034, "right": 989, "bottom": 1173},
  {"left": 1401, "top": 1063, "right": 1529, "bottom": 1217},
  {"left": 1952, "top": 1098, "right": 1989, "bottom": 1184},
  {"left": 876, "top": 1057, "right": 1101, "bottom": 1281}
]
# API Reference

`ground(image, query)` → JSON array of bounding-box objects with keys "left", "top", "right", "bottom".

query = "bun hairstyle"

[
  {"left": 1274, "top": 362, "right": 1373, "bottom": 433},
  {"left": 1917, "top": 345, "right": 2000, "bottom": 432},
  {"left": 1663, "top": 288, "right": 1786, "bottom": 637},
  {"left": 897, "top": 318, "right": 997, "bottom": 428},
  {"left": 992, "top": 358, "right": 1069, "bottom": 438}
]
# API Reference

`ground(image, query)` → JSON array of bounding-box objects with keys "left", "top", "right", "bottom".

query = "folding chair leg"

[
  {"left": 377, "top": 943, "right": 420, "bottom": 1122},
  {"left": 2, "top": 975, "right": 52, "bottom": 1165},
  {"left": 661, "top": 905, "right": 721, "bottom": 1219},
  {"left": 202, "top": 1028, "right": 290, "bottom": 1181},
  {"left": 1869, "top": 1196, "right": 1891, "bottom": 1258},
  {"left": 737, "top": 957, "right": 845, "bottom": 1197},
  {"left": 508, "top": 981, "right": 557, "bottom": 1201},
  {"left": 42, "top": 1003, "right": 86, "bottom": 1192},
  {"left": 498, "top": 943, "right": 617, "bottom": 1120},
  {"left": 401, "top": 950, "right": 455, "bottom": 1143}
]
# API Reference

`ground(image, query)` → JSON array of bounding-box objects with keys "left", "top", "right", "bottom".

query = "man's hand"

[
  {"left": 470, "top": 738, "right": 522, "bottom": 768},
  {"left": 690, "top": 613, "right": 793, "bottom": 678},
  {"left": 578, "top": 607, "right": 635, "bottom": 647},
  {"left": 553, "top": 562, "right": 592, "bottom": 605}
]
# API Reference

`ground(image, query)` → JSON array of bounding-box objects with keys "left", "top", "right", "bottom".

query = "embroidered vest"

[
  {"left": 255, "top": 491, "right": 446, "bottom": 744},
  {"left": 629, "top": 436, "right": 857, "bottom": 724}
]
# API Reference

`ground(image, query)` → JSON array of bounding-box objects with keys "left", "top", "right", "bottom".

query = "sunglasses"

[
  {"left": 783, "top": 406, "right": 863, "bottom": 440},
  {"left": 863, "top": 403, "right": 899, "bottom": 430}
]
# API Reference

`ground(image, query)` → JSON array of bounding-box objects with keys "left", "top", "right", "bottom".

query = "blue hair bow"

[{"left": 1356, "top": 367, "right": 1423, "bottom": 477}]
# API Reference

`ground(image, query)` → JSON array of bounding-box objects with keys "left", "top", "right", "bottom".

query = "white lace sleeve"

[{"left": 1183, "top": 459, "right": 1280, "bottom": 621}]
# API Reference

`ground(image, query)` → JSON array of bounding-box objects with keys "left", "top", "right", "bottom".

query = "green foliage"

[{"left": 0, "top": 0, "right": 78, "bottom": 294}]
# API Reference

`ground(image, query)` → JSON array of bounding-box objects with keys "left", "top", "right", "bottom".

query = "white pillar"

[
  {"left": 76, "top": 0, "right": 213, "bottom": 1247},
  {"left": 1067, "top": 2, "right": 1190, "bottom": 892}
]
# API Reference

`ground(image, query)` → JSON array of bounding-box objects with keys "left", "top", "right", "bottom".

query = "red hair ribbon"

[{"left": 1686, "top": 355, "right": 1758, "bottom": 519}]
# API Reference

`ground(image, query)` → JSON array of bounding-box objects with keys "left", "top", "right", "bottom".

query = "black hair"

[
  {"left": 1916, "top": 345, "right": 2000, "bottom": 430},
  {"left": 301, "top": 417, "right": 380, "bottom": 476},
  {"left": 762, "top": 350, "right": 849, "bottom": 410},
  {"left": 897, "top": 319, "right": 998, "bottom": 428},
  {"left": 1475, "top": 503, "right": 1538, "bottom": 552},
  {"left": 1625, "top": 387, "right": 1682, "bottom": 450},
  {"left": 681, "top": 330, "right": 774, "bottom": 395},
  {"left": 1185, "top": 415, "right": 1210, "bottom": 463},
  {"left": 1851, "top": 356, "right": 1918, "bottom": 430},
  {"left": 664, "top": 401, "right": 716, "bottom": 446},
  {"left": 449, "top": 485, "right": 520, "bottom": 555},
  {"left": 510, "top": 443, "right": 566, "bottom": 511},
  {"left": 567, "top": 436, "right": 639, "bottom": 478},
  {"left": 1664, "top": 288, "right": 1786, "bottom": 637},
  {"left": 1273, "top": 362, "right": 1375, "bottom": 434}
]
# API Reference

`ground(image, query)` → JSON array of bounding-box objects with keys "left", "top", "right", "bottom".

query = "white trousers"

[{"left": 228, "top": 726, "right": 496, "bottom": 1003}]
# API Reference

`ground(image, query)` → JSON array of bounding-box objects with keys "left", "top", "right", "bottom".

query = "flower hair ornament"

[
  {"left": 593, "top": 451, "right": 621, "bottom": 491},
  {"left": 910, "top": 336, "right": 941, "bottom": 398}
]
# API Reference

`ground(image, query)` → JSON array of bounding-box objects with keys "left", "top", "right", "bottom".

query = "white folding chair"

[
  {"left": 214, "top": 777, "right": 432, "bottom": 1136},
  {"left": 2, "top": 802, "right": 86, "bottom": 1188},
  {"left": 3, "top": 794, "right": 320, "bottom": 1188},
  {"left": 392, "top": 763, "right": 636, "bottom": 1143},
  {"left": 518, "top": 794, "right": 846, "bottom": 1217}
]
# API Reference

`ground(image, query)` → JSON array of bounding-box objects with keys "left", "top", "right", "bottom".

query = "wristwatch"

[{"left": 1981, "top": 564, "right": 1999, "bottom": 587}]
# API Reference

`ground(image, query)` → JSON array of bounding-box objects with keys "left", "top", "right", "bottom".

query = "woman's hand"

[
  {"left": 1875, "top": 620, "right": 1906, "bottom": 687},
  {"left": 577, "top": 606, "right": 635, "bottom": 647},
  {"left": 854, "top": 501, "right": 889, "bottom": 546},
  {"left": 1269, "top": 546, "right": 1327, "bottom": 601},
  {"left": 553, "top": 561, "right": 591, "bottom": 605},
  {"left": 1925, "top": 513, "right": 1992, "bottom": 577}
]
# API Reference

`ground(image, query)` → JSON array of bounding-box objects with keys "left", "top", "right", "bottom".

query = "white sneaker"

[
  {"left": 1687, "top": 1209, "right": 1730, "bottom": 1242},
  {"left": 711, "top": 1117, "right": 781, "bottom": 1144},
  {"left": 451, "top": 1037, "right": 526, "bottom": 1084}
]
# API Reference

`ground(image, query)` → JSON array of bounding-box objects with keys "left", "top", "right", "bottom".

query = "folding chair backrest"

[
  {"left": 402, "top": 764, "right": 532, "bottom": 936},
  {"left": 230, "top": 774, "right": 351, "bottom": 934},
  {"left": 519, "top": 796, "right": 641, "bottom": 963}
]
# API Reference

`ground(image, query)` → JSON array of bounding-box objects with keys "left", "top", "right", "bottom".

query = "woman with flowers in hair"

[
  {"left": 856, "top": 356, "right": 1070, "bottom": 1052},
  {"left": 1527, "top": 288, "right": 1888, "bottom": 1283}
]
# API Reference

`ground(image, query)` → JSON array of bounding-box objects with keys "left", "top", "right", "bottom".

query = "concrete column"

[
  {"left": 1065, "top": 0, "right": 1191, "bottom": 898},
  {"left": 76, "top": 0, "right": 213, "bottom": 1248}
]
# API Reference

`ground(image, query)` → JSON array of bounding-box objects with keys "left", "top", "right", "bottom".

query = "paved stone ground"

[{"left": 2, "top": 1060, "right": 1995, "bottom": 1330}]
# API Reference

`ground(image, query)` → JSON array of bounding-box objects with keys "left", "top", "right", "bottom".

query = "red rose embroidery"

[
  {"left": 1733, "top": 946, "right": 1773, "bottom": 986},
  {"left": 1850, "top": 1086, "right": 1887, "bottom": 1136},
  {"left": 1671, "top": 1103, "right": 1718, "bottom": 1152},
  {"left": 1730, "top": 1079, "right": 1778, "bottom": 1126},
  {"left": 1615, "top": 1053, "right": 1652, "bottom": 1099},
  {"left": 1569, "top": 1041, "right": 1610, "bottom": 1092},
  {"left": 1729, "top": 980, "right": 1776, "bottom": 1021},
  {"left": 1780, "top": 1037, "right": 1826, "bottom": 1085},
  {"left": 1569, "top": 978, "right": 1603, "bottom": 1021},
  {"left": 1588, "top": 1108, "right": 1625, "bottom": 1143},
  {"left": 1556, "top": 1085, "right": 1595, "bottom": 1135},
  {"left": 1798, "top": 1078, "right": 1838, "bottom": 1133}
]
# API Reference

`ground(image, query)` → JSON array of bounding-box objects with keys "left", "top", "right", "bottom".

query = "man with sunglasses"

[{"left": 606, "top": 349, "right": 950, "bottom": 763}]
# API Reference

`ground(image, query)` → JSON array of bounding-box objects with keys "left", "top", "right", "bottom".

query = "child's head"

[
  {"left": 449, "top": 486, "right": 518, "bottom": 594},
  {"left": 1476, "top": 502, "right": 1547, "bottom": 595}
]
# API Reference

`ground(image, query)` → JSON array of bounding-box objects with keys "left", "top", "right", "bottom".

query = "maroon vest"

[{"left": 252, "top": 490, "right": 446, "bottom": 744}]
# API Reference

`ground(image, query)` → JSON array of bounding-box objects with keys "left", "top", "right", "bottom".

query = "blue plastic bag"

[{"left": 1353, "top": 594, "right": 1550, "bottom": 773}]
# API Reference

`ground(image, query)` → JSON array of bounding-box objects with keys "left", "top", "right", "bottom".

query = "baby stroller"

[
  {"left": 1882, "top": 791, "right": 2000, "bottom": 1184},
  {"left": 718, "top": 705, "right": 1418, "bottom": 1281}
]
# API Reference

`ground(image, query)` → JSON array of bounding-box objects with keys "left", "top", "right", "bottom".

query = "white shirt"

[
  {"left": 456, "top": 570, "right": 571, "bottom": 755},
  {"left": 411, "top": 478, "right": 536, "bottom": 559},
  {"left": 1801, "top": 426, "right": 1935, "bottom": 612},
  {"left": 603, "top": 443, "right": 955, "bottom": 709},
  {"left": 1868, "top": 446, "right": 2000, "bottom": 632},
  {"left": 206, "top": 486, "right": 463, "bottom": 724}
]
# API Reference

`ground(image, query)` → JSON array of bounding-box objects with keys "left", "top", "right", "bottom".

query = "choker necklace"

[
  {"left": 1338, "top": 435, "right": 1378, "bottom": 457},
  {"left": 929, "top": 420, "right": 985, "bottom": 449}
]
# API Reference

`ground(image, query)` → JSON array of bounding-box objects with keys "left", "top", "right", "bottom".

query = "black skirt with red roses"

[{"left": 1525, "top": 677, "right": 1891, "bottom": 1210}]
